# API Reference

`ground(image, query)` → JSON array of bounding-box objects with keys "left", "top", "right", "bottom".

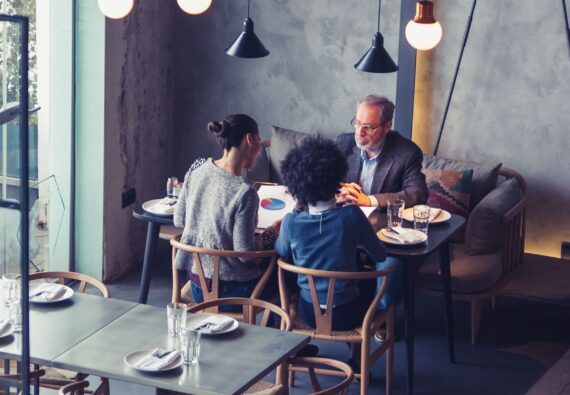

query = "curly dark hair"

[{"left": 280, "top": 135, "right": 348, "bottom": 206}]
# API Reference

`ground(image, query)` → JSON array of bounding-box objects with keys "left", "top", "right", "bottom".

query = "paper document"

[
  {"left": 257, "top": 185, "right": 296, "bottom": 229},
  {"left": 359, "top": 206, "right": 376, "bottom": 218}
]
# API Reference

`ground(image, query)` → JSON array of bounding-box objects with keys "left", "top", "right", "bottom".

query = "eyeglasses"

[{"left": 351, "top": 118, "right": 383, "bottom": 134}]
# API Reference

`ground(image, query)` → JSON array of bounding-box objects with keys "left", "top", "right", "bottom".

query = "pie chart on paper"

[{"left": 260, "top": 198, "right": 286, "bottom": 210}]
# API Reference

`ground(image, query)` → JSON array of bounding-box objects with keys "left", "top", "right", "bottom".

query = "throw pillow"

[
  {"left": 269, "top": 126, "right": 311, "bottom": 183},
  {"left": 422, "top": 168, "right": 473, "bottom": 219},
  {"left": 423, "top": 155, "right": 501, "bottom": 211},
  {"left": 464, "top": 178, "right": 522, "bottom": 255},
  {"left": 243, "top": 146, "right": 270, "bottom": 184}
]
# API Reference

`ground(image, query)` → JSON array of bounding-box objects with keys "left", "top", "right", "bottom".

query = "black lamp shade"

[
  {"left": 226, "top": 18, "right": 269, "bottom": 58},
  {"left": 354, "top": 32, "right": 399, "bottom": 73}
]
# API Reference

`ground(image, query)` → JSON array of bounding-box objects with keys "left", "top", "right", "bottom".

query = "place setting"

[
  {"left": 377, "top": 199, "right": 431, "bottom": 246},
  {"left": 29, "top": 282, "right": 74, "bottom": 304},
  {"left": 142, "top": 176, "right": 181, "bottom": 216}
]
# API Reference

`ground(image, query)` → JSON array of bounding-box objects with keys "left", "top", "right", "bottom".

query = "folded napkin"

[
  {"left": 0, "top": 319, "right": 11, "bottom": 334},
  {"left": 191, "top": 314, "right": 234, "bottom": 333},
  {"left": 428, "top": 208, "right": 442, "bottom": 222},
  {"left": 134, "top": 349, "right": 180, "bottom": 370},
  {"left": 381, "top": 227, "right": 425, "bottom": 244},
  {"left": 149, "top": 198, "right": 176, "bottom": 215},
  {"left": 29, "top": 283, "right": 67, "bottom": 301}
]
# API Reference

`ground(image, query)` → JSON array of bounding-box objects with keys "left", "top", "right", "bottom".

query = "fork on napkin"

[
  {"left": 381, "top": 227, "right": 424, "bottom": 244},
  {"left": 134, "top": 348, "right": 180, "bottom": 370},
  {"left": 191, "top": 315, "right": 234, "bottom": 333},
  {"left": 150, "top": 198, "right": 177, "bottom": 215},
  {"left": 29, "top": 284, "right": 67, "bottom": 301},
  {"left": 428, "top": 208, "right": 442, "bottom": 222}
]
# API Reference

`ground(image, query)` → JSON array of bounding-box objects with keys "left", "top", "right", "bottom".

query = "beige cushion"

[
  {"left": 418, "top": 243, "right": 502, "bottom": 294},
  {"left": 269, "top": 126, "right": 311, "bottom": 183},
  {"left": 464, "top": 178, "right": 521, "bottom": 255},
  {"left": 423, "top": 155, "right": 502, "bottom": 210}
]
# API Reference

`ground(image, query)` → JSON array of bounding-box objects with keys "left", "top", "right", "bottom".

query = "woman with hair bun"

[{"left": 174, "top": 114, "right": 279, "bottom": 306}]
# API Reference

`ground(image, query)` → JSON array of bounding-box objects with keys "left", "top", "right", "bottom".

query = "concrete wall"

[
  {"left": 171, "top": 0, "right": 402, "bottom": 175},
  {"left": 103, "top": 1, "right": 176, "bottom": 281},
  {"left": 413, "top": 0, "right": 570, "bottom": 257}
]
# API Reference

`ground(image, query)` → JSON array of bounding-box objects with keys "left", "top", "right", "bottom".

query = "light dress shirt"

[{"left": 359, "top": 148, "right": 383, "bottom": 206}]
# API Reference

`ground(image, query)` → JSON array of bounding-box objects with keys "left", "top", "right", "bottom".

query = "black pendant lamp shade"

[
  {"left": 354, "top": 0, "right": 398, "bottom": 73},
  {"left": 226, "top": 0, "right": 269, "bottom": 58}
]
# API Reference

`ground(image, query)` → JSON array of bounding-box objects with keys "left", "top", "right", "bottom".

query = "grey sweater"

[{"left": 173, "top": 158, "right": 263, "bottom": 282}]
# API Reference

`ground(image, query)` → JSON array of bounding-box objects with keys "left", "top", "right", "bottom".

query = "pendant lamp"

[
  {"left": 98, "top": 0, "right": 134, "bottom": 19},
  {"left": 226, "top": 0, "right": 269, "bottom": 58},
  {"left": 177, "top": 0, "right": 213, "bottom": 15},
  {"left": 405, "top": 1, "right": 443, "bottom": 51},
  {"left": 354, "top": 0, "right": 398, "bottom": 73}
]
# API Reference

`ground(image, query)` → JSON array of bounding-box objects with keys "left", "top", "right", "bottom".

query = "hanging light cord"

[
  {"left": 377, "top": 0, "right": 382, "bottom": 32},
  {"left": 433, "top": 0, "right": 477, "bottom": 156},
  {"left": 248, "top": 0, "right": 251, "bottom": 18},
  {"left": 562, "top": 0, "right": 570, "bottom": 55}
]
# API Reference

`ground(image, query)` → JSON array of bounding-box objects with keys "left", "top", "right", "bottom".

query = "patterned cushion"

[{"left": 421, "top": 168, "right": 473, "bottom": 218}]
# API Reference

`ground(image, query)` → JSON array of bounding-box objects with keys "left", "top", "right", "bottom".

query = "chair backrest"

[
  {"left": 29, "top": 271, "right": 109, "bottom": 298},
  {"left": 498, "top": 167, "right": 528, "bottom": 277},
  {"left": 170, "top": 236, "right": 277, "bottom": 312},
  {"left": 57, "top": 380, "right": 89, "bottom": 395},
  {"left": 286, "top": 357, "right": 354, "bottom": 395},
  {"left": 187, "top": 297, "right": 291, "bottom": 330},
  {"left": 277, "top": 259, "right": 394, "bottom": 336}
]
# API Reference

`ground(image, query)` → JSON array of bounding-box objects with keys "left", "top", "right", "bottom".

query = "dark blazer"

[{"left": 336, "top": 131, "right": 428, "bottom": 208}]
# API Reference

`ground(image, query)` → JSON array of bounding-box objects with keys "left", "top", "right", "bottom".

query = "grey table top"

[
  {"left": 54, "top": 304, "right": 310, "bottom": 395},
  {"left": 0, "top": 293, "right": 137, "bottom": 365}
]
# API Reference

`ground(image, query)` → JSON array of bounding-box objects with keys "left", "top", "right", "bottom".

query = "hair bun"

[{"left": 207, "top": 120, "right": 225, "bottom": 137}]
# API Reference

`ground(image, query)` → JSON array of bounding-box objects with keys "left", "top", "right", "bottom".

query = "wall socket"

[
  {"left": 562, "top": 242, "right": 570, "bottom": 260},
  {"left": 122, "top": 187, "right": 136, "bottom": 208}
]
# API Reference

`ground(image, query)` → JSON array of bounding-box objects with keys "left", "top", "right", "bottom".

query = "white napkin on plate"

[
  {"left": 191, "top": 315, "right": 234, "bottom": 333},
  {"left": 381, "top": 227, "right": 424, "bottom": 244},
  {"left": 29, "top": 283, "right": 67, "bottom": 301},
  {"left": 150, "top": 198, "right": 176, "bottom": 215},
  {"left": 134, "top": 349, "right": 180, "bottom": 370},
  {"left": 0, "top": 319, "right": 11, "bottom": 334},
  {"left": 428, "top": 208, "right": 442, "bottom": 222}
]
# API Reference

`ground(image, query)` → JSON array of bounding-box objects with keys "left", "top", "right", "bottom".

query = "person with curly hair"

[
  {"left": 173, "top": 114, "right": 279, "bottom": 308},
  {"left": 275, "top": 135, "right": 402, "bottom": 331}
]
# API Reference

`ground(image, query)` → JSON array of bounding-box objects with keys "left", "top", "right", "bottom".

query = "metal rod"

[
  {"left": 377, "top": 0, "right": 382, "bottom": 32},
  {"left": 70, "top": 0, "right": 76, "bottom": 272},
  {"left": 433, "top": 0, "right": 477, "bottom": 156},
  {"left": 247, "top": 0, "right": 250, "bottom": 18},
  {"left": 563, "top": 0, "right": 570, "bottom": 57}
]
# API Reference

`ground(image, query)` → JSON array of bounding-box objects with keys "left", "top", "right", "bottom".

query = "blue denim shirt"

[{"left": 359, "top": 148, "right": 382, "bottom": 195}]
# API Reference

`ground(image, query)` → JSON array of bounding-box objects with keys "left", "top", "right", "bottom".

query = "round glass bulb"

[
  {"left": 177, "top": 0, "right": 213, "bottom": 15},
  {"left": 98, "top": 0, "right": 134, "bottom": 19},
  {"left": 405, "top": 20, "right": 442, "bottom": 51}
]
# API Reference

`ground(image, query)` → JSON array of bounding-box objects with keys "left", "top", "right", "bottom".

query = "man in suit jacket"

[{"left": 336, "top": 95, "right": 428, "bottom": 209}]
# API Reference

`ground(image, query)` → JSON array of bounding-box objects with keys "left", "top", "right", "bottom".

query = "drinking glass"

[
  {"left": 413, "top": 205, "right": 431, "bottom": 234},
  {"left": 9, "top": 301, "right": 22, "bottom": 332},
  {"left": 387, "top": 199, "right": 405, "bottom": 229},
  {"left": 167, "top": 302, "right": 187, "bottom": 336},
  {"left": 179, "top": 328, "right": 201, "bottom": 364},
  {"left": 2, "top": 273, "right": 20, "bottom": 307},
  {"left": 166, "top": 177, "right": 178, "bottom": 198}
]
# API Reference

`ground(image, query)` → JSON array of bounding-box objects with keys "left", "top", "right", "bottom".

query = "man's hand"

[{"left": 336, "top": 182, "right": 372, "bottom": 206}]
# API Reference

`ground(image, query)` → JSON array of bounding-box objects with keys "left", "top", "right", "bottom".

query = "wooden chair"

[
  {"left": 0, "top": 369, "right": 45, "bottom": 395},
  {"left": 277, "top": 259, "right": 395, "bottom": 395},
  {"left": 28, "top": 272, "right": 110, "bottom": 395},
  {"left": 170, "top": 237, "right": 277, "bottom": 313}
]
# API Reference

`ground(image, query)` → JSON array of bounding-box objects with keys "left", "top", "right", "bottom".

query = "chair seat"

[
  {"left": 290, "top": 308, "right": 390, "bottom": 342},
  {"left": 418, "top": 243, "right": 503, "bottom": 294},
  {"left": 244, "top": 380, "right": 285, "bottom": 395}
]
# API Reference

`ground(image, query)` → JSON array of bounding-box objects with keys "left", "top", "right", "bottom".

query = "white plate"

[
  {"left": 142, "top": 198, "right": 176, "bottom": 217},
  {"left": 402, "top": 208, "right": 451, "bottom": 224},
  {"left": 29, "top": 284, "right": 74, "bottom": 304},
  {"left": 0, "top": 322, "right": 14, "bottom": 339},
  {"left": 124, "top": 349, "right": 183, "bottom": 372},
  {"left": 377, "top": 228, "right": 428, "bottom": 246},
  {"left": 186, "top": 313, "right": 239, "bottom": 335}
]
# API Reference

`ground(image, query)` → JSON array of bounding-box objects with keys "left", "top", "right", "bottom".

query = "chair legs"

[
  {"left": 385, "top": 307, "right": 394, "bottom": 395},
  {"left": 471, "top": 299, "right": 483, "bottom": 344}
]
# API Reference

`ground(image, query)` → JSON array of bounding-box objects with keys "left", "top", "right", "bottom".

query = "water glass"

[
  {"left": 166, "top": 177, "right": 178, "bottom": 198},
  {"left": 179, "top": 328, "right": 201, "bottom": 364},
  {"left": 9, "top": 301, "right": 22, "bottom": 332},
  {"left": 387, "top": 199, "right": 405, "bottom": 229},
  {"left": 413, "top": 205, "right": 431, "bottom": 234},
  {"left": 2, "top": 273, "right": 20, "bottom": 307},
  {"left": 167, "top": 302, "right": 187, "bottom": 336}
]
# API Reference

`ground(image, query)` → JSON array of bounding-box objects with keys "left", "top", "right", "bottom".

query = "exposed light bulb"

[
  {"left": 177, "top": 0, "right": 213, "bottom": 15},
  {"left": 98, "top": 0, "right": 134, "bottom": 19},
  {"left": 405, "top": 20, "right": 442, "bottom": 50}
]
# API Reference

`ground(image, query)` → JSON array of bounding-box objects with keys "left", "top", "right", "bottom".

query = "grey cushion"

[
  {"left": 244, "top": 147, "right": 270, "bottom": 184},
  {"left": 269, "top": 126, "right": 311, "bottom": 183},
  {"left": 423, "top": 155, "right": 502, "bottom": 210},
  {"left": 418, "top": 243, "right": 503, "bottom": 294},
  {"left": 464, "top": 178, "right": 521, "bottom": 255}
]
